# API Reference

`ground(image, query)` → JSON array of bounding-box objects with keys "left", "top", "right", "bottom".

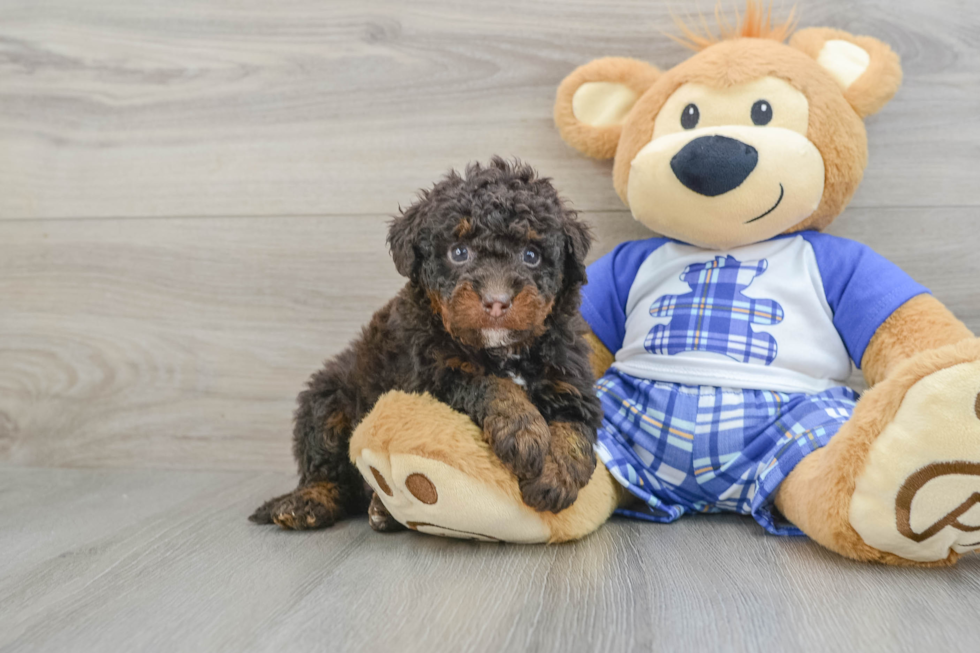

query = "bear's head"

[{"left": 554, "top": 3, "right": 902, "bottom": 250}]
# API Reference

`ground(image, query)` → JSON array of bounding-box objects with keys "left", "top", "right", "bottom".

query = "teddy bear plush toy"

[{"left": 350, "top": 3, "right": 980, "bottom": 566}]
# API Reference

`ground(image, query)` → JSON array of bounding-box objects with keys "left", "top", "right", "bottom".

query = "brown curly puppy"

[{"left": 250, "top": 158, "right": 603, "bottom": 531}]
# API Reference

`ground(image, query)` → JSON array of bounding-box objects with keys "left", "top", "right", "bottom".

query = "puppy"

[{"left": 250, "top": 157, "right": 603, "bottom": 531}]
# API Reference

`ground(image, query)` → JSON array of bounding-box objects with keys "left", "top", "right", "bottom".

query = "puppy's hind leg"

[
  {"left": 249, "top": 482, "right": 349, "bottom": 530},
  {"left": 368, "top": 492, "right": 407, "bottom": 533},
  {"left": 250, "top": 355, "right": 373, "bottom": 530}
]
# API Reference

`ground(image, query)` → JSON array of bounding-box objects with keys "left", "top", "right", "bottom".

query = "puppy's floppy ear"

[
  {"left": 561, "top": 212, "right": 593, "bottom": 287},
  {"left": 790, "top": 28, "right": 902, "bottom": 118},
  {"left": 554, "top": 57, "right": 661, "bottom": 160},
  {"left": 387, "top": 199, "right": 426, "bottom": 278}
]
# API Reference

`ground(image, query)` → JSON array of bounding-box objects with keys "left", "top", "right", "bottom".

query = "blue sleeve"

[
  {"left": 580, "top": 237, "right": 671, "bottom": 354},
  {"left": 801, "top": 232, "right": 930, "bottom": 368}
]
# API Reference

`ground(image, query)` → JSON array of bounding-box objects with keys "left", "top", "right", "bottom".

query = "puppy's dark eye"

[
  {"left": 681, "top": 103, "right": 699, "bottom": 129},
  {"left": 448, "top": 244, "right": 470, "bottom": 264},
  {"left": 522, "top": 246, "right": 541, "bottom": 267},
  {"left": 751, "top": 100, "right": 772, "bottom": 126}
]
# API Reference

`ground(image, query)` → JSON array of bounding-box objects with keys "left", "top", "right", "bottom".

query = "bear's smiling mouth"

[{"left": 744, "top": 183, "right": 785, "bottom": 224}]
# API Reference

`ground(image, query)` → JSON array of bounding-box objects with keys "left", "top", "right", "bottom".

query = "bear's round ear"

[
  {"left": 554, "top": 57, "right": 661, "bottom": 160},
  {"left": 790, "top": 27, "right": 902, "bottom": 118}
]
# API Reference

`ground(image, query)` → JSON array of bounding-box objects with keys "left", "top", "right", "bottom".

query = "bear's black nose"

[{"left": 670, "top": 135, "right": 758, "bottom": 197}]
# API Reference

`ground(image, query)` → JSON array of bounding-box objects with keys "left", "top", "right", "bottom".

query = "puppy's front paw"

[
  {"left": 484, "top": 408, "right": 550, "bottom": 480},
  {"left": 549, "top": 421, "right": 597, "bottom": 487},
  {"left": 519, "top": 457, "right": 581, "bottom": 513},
  {"left": 249, "top": 482, "right": 344, "bottom": 530},
  {"left": 518, "top": 452, "right": 597, "bottom": 514},
  {"left": 518, "top": 422, "right": 597, "bottom": 513}
]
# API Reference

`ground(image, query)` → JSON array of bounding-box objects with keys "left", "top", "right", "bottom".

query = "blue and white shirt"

[{"left": 581, "top": 232, "right": 929, "bottom": 395}]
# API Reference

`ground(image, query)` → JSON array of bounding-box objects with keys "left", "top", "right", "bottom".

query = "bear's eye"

[
  {"left": 448, "top": 244, "right": 470, "bottom": 264},
  {"left": 522, "top": 246, "right": 541, "bottom": 267},
  {"left": 681, "top": 103, "right": 699, "bottom": 130},
  {"left": 751, "top": 100, "right": 773, "bottom": 126}
]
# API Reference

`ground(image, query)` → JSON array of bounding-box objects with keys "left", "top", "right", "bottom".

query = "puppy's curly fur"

[{"left": 250, "top": 158, "right": 603, "bottom": 531}]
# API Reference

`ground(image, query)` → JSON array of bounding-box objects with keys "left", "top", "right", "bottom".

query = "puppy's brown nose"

[{"left": 482, "top": 293, "right": 511, "bottom": 318}]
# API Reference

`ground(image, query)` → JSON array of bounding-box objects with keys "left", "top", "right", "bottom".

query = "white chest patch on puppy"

[
  {"left": 508, "top": 372, "right": 527, "bottom": 387},
  {"left": 482, "top": 328, "right": 511, "bottom": 348}
]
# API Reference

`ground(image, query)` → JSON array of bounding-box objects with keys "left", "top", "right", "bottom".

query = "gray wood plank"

[
  {"left": 1, "top": 467, "right": 979, "bottom": 653},
  {"left": 0, "top": 214, "right": 402, "bottom": 472},
  {"left": 1, "top": 0, "right": 980, "bottom": 219},
  {"left": 1, "top": 207, "right": 978, "bottom": 472}
]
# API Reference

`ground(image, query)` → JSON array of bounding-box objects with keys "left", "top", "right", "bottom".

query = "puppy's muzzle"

[
  {"left": 437, "top": 281, "right": 553, "bottom": 349},
  {"left": 482, "top": 292, "right": 512, "bottom": 318}
]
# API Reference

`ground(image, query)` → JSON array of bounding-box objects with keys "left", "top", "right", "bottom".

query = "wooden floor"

[{"left": 2, "top": 1, "right": 980, "bottom": 651}]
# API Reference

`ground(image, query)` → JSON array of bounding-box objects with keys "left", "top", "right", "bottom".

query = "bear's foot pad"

[
  {"left": 851, "top": 361, "right": 980, "bottom": 562},
  {"left": 354, "top": 447, "right": 552, "bottom": 543}
]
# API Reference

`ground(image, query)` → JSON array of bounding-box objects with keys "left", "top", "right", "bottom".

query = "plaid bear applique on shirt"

[{"left": 644, "top": 255, "right": 784, "bottom": 365}]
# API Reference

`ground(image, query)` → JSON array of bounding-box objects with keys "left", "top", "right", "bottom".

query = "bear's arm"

[
  {"left": 584, "top": 330, "right": 615, "bottom": 379},
  {"left": 860, "top": 294, "right": 974, "bottom": 386}
]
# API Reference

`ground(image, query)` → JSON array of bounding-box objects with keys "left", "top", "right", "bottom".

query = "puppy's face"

[
  {"left": 427, "top": 219, "right": 559, "bottom": 351},
  {"left": 388, "top": 159, "right": 591, "bottom": 351}
]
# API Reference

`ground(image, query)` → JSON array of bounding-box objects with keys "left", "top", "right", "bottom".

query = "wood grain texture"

[
  {"left": 2, "top": 0, "right": 980, "bottom": 219},
  {"left": 0, "top": 214, "right": 401, "bottom": 471},
  {"left": 2, "top": 467, "right": 980, "bottom": 653}
]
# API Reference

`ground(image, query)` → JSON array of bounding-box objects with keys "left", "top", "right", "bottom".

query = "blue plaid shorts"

[{"left": 595, "top": 369, "right": 858, "bottom": 535}]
